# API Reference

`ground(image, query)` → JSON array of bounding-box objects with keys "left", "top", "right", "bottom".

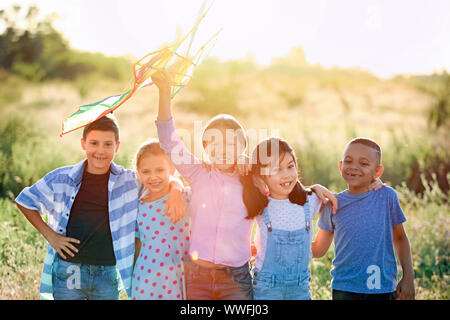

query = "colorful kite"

[{"left": 60, "top": 0, "right": 221, "bottom": 137}]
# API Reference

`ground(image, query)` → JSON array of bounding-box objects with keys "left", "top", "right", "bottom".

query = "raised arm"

[
  {"left": 152, "top": 71, "right": 202, "bottom": 183},
  {"left": 152, "top": 70, "right": 173, "bottom": 121}
]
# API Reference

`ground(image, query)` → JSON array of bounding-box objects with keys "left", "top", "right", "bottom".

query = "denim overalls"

[{"left": 253, "top": 199, "right": 312, "bottom": 300}]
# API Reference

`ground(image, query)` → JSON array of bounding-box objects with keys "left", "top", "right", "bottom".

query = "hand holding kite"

[{"left": 61, "top": 0, "right": 220, "bottom": 137}]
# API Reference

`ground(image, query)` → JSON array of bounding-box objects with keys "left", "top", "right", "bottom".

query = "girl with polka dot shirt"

[{"left": 131, "top": 139, "right": 190, "bottom": 300}]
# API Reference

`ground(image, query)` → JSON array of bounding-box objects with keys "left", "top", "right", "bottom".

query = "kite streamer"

[{"left": 61, "top": 0, "right": 220, "bottom": 137}]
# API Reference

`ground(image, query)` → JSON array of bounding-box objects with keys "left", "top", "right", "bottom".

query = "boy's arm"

[
  {"left": 134, "top": 237, "right": 141, "bottom": 267},
  {"left": 16, "top": 203, "right": 80, "bottom": 259},
  {"left": 312, "top": 229, "right": 334, "bottom": 258},
  {"left": 393, "top": 224, "right": 415, "bottom": 300}
]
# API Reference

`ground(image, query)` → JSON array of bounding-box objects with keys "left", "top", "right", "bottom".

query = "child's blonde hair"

[
  {"left": 134, "top": 139, "right": 172, "bottom": 171},
  {"left": 134, "top": 139, "right": 175, "bottom": 200},
  {"left": 201, "top": 113, "right": 247, "bottom": 149}
]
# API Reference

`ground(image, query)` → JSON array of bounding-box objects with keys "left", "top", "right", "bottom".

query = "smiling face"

[
  {"left": 262, "top": 152, "right": 298, "bottom": 200},
  {"left": 340, "top": 143, "right": 383, "bottom": 194},
  {"left": 137, "top": 154, "right": 174, "bottom": 201},
  {"left": 81, "top": 129, "right": 119, "bottom": 174},
  {"left": 203, "top": 127, "right": 246, "bottom": 173}
]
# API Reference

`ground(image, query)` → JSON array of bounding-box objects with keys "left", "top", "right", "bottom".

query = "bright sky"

[{"left": 2, "top": 0, "right": 450, "bottom": 78}]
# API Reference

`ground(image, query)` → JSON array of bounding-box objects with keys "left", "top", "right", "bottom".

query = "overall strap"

[
  {"left": 262, "top": 208, "right": 273, "bottom": 232},
  {"left": 304, "top": 198, "right": 311, "bottom": 231}
]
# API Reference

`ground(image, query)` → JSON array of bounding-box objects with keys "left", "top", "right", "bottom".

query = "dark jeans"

[
  {"left": 332, "top": 289, "right": 397, "bottom": 300},
  {"left": 185, "top": 260, "right": 253, "bottom": 300}
]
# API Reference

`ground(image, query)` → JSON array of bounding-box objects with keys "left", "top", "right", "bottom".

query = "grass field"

[{"left": 0, "top": 59, "right": 448, "bottom": 300}]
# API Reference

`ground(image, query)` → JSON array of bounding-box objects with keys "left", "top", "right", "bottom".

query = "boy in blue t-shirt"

[{"left": 312, "top": 137, "right": 415, "bottom": 300}]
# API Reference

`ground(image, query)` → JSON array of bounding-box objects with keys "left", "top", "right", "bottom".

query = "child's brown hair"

[
  {"left": 242, "top": 137, "right": 309, "bottom": 219},
  {"left": 82, "top": 113, "right": 120, "bottom": 142},
  {"left": 134, "top": 139, "right": 171, "bottom": 170}
]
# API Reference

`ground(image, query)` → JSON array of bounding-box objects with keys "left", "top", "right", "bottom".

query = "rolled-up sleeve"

[{"left": 15, "top": 173, "right": 55, "bottom": 216}]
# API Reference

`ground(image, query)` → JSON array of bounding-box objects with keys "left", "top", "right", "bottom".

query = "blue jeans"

[
  {"left": 253, "top": 270, "right": 311, "bottom": 300},
  {"left": 185, "top": 261, "right": 253, "bottom": 300},
  {"left": 52, "top": 256, "right": 120, "bottom": 300}
]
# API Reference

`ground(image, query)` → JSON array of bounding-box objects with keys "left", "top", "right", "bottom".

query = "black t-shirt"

[{"left": 62, "top": 168, "right": 116, "bottom": 266}]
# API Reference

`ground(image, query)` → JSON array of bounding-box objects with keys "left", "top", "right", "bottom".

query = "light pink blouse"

[{"left": 156, "top": 119, "right": 253, "bottom": 267}]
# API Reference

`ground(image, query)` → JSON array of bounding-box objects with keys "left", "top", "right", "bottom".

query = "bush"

[{"left": 0, "top": 114, "right": 72, "bottom": 198}]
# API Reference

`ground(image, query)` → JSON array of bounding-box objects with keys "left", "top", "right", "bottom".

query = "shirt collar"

[{"left": 68, "top": 159, "right": 124, "bottom": 185}]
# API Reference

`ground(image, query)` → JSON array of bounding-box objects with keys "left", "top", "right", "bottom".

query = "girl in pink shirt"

[{"left": 151, "top": 71, "right": 336, "bottom": 300}]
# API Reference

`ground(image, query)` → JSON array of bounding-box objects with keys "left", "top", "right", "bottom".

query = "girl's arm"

[
  {"left": 368, "top": 178, "right": 385, "bottom": 191},
  {"left": 393, "top": 224, "right": 415, "bottom": 300},
  {"left": 310, "top": 184, "right": 338, "bottom": 214},
  {"left": 152, "top": 71, "right": 202, "bottom": 183},
  {"left": 311, "top": 229, "right": 334, "bottom": 258},
  {"left": 152, "top": 71, "right": 173, "bottom": 121}
]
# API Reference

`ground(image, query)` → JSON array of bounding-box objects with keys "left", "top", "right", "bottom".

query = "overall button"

[{"left": 253, "top": 281, "right": 257, "bottom": 285}]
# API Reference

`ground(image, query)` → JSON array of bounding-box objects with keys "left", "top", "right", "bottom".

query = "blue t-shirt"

[{"left": 317, "top": 187, "right": 406, "bottom": 294}]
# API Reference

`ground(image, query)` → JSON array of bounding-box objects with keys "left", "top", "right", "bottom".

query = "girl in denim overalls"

[{"left": 242, "top": 137, "right": 326, "bottom": 300}]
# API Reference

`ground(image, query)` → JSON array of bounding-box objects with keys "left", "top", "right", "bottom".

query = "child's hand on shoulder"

[
  {"left": 368, "top": 178, "right": 386, "bottom": 191},
  {"left": 311, "top": 184, "right": 338, "bottom": 214},
  {"left": 165, "top": 178, "right": 187, "bottom": 224},
  {"left": 235, "top": 154, "right": 252, "bottom": 176}
]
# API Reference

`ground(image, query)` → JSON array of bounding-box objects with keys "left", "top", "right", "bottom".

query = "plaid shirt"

[{"left": 15, "top": 160, "right": 141, "bottom": 300}]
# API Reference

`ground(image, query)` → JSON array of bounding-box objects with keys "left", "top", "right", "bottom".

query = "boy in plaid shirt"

[{"left": 15, "top": 114, "right": 185, "bottom": 300}]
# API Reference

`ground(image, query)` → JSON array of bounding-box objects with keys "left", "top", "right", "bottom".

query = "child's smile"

[
  {"left": 340, "top": 143, "right": 382, "bottom": 194},
  {"left": 279, "top": 180, "right": 295, "bottom": 189},
  {"left": 262, "top": 153, "right": 298, "bottom": 199},
  {"left": 81, "top": 130, "right": 119, "bottom": 174},
  {"left": 138, "top": 154, "right": 174, "bottom": 202}
]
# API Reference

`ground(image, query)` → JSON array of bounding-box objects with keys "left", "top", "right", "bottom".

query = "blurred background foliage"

[{"left": 0, "top": 4, "right": 448, "bottom": 299}]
